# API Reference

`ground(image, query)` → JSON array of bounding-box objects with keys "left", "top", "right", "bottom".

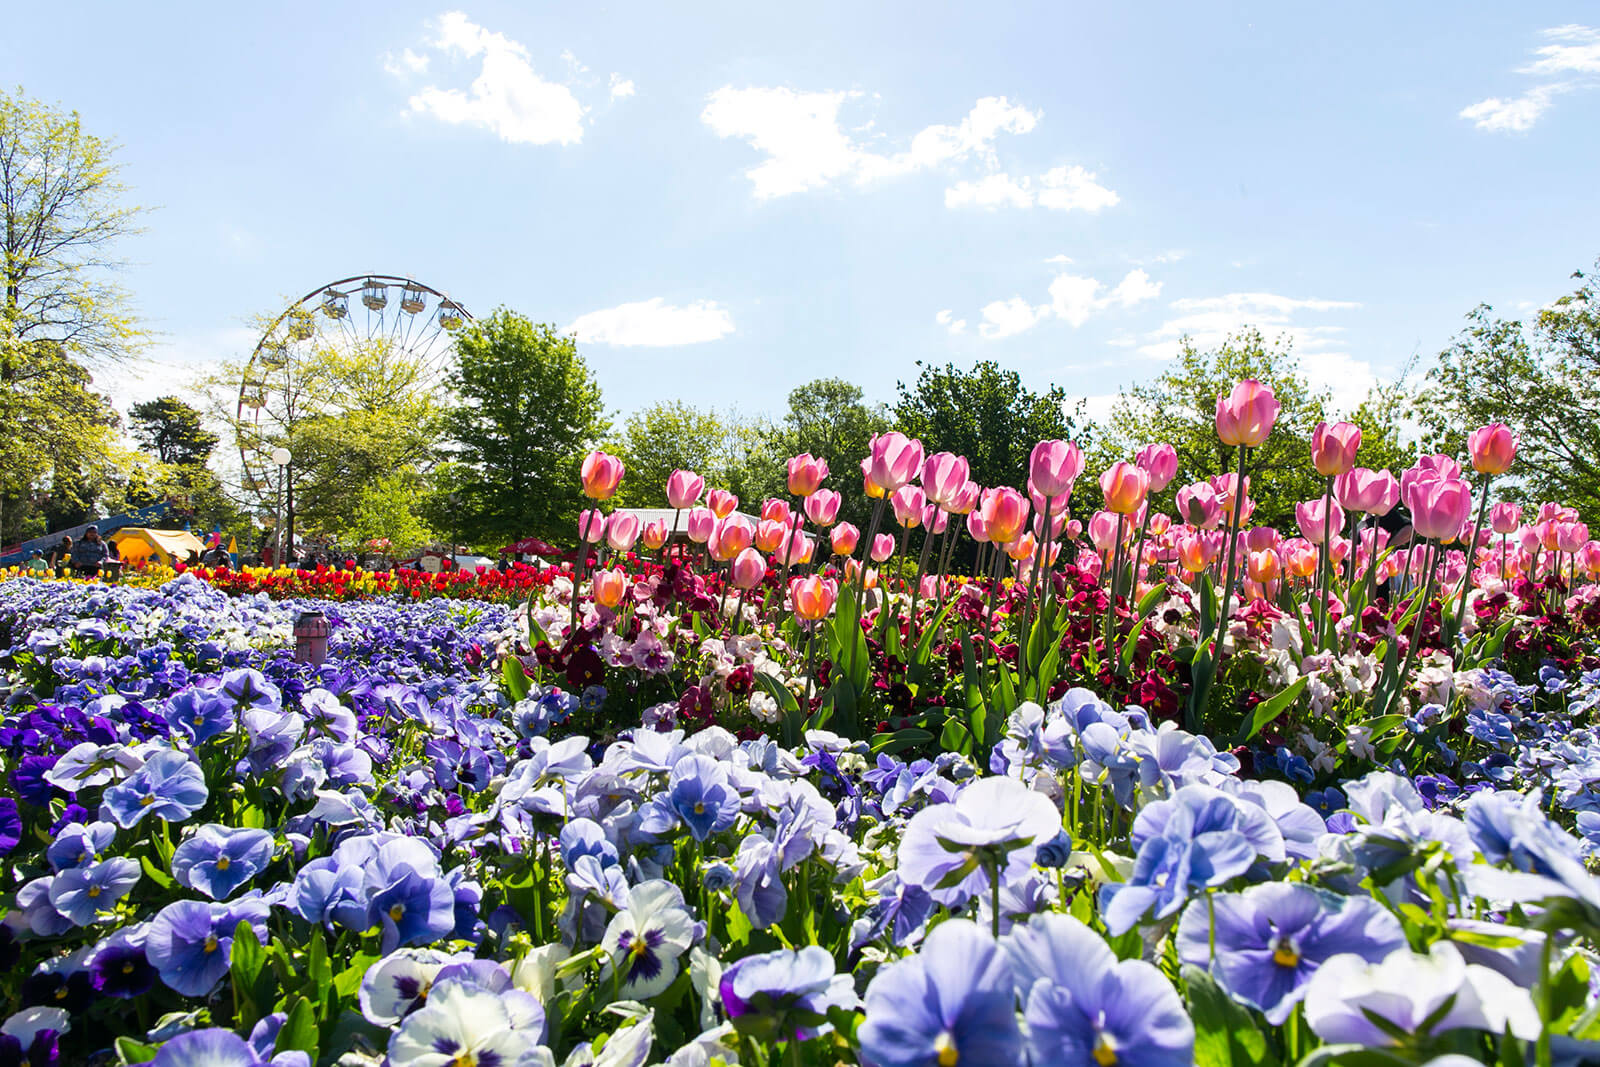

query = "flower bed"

[{"left": 0, "top": 574, "right": 1597, "bottom": 1066}]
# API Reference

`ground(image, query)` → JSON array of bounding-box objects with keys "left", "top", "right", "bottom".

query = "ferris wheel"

[{"left": 234, "top": 274, "right": 471, "bottom": 498}]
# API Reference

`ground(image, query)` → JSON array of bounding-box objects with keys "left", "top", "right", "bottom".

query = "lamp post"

[
  {"left": 271, "top": 447, "right": 292, "bottom": 566},
  {"left": 448, "top": 492, "right": 459, "bottom": 571}
]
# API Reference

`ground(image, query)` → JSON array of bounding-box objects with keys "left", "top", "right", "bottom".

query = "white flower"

[
  {"left": 1345, "top": 724, "right": 1376, "bottom": 762},
  {"left": 600, "top": 881, "right": 697, "bottom": 999},
  {"left": 511, "top": 943, "right": 572, "bottom": 1003},
  {"left": 387, "top": 978, "right": 547, "bottom": 1067},
  {"left": 359, "top": 948, "right": 467, "bottom": 1025},
  {"left": 748, "top": 692, "right": 780, "bottom": 724}
]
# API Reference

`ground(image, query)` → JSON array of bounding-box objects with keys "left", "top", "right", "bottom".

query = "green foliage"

[
  {"left": 447, "top": 310, "right": 607, "bottom": 544},
  {"left": 608, "top": 401, "right": 764, "bottom": 508},
  {"left": 755, "top": 377, "right": 891, "bottom": 528},
  {"left": 1096, "top": 329, "right": 1328, "bottom": 530},
  {"left": 1415, "top": 261, "right": 1600, "bottom": 520},
  {"left": 337, "top": 470, "right": 434, "bottom": 556},
  {"left": 129, "top": 396, "right": 217, "bottom": 466},
  {"left": 894, "top": 359, "right": 1084, "bottom": 491}
]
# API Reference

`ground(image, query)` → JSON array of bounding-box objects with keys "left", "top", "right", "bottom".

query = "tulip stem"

[
  {"left": 1395, "top": 539, "right": 1437, "bottom": 708},
  {"left": 846, "top": 496, "right": 889, "bottom": 704},
  {"left": 1452, "top": 475, "right": 1493, "bottom": 640},
  {"left": 1315, "top": 476, "right": 1334, "bottom": 652}
]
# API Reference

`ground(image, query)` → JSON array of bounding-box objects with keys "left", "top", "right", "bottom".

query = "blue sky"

[{"left": 7, "top": 3, "right": 1598, "bottom": 432}]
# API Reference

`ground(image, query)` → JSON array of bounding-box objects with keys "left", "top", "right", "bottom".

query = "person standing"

[
  {"left": 23, "top": 550, "right": 48, "bottom": 576},
  {"left": 71, "top": 526, "right": 110, "bottom": 579},
  {"left": 50, "top": 535, "right": 74, "bottom": 578}
]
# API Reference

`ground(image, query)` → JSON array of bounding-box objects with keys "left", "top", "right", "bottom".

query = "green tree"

[
  {"left": 1415, "top": 262, "right": 1600, "bottom": 519},
  {"left": 446, "top": 311, "right": 607, "bottom": 543},
  {"left": 1, "top": 87, "right": 146, "bottom": 536},
  {"left": 750, "top": 378, "right": 891, "bottom": 528},
  {"left": 129, "top": 396, "right": 217, "bottom": 466},
  {"left": 339, "top": 470, "right": 434, "bottom": 556},
  {"left": 894, "top": 360, "right": 1084, "bottom": 491},
  {"left": 1096, "top": 329, "right": 1326, "bottom": 529},
  {"left": 609, "top": 401, "right": 743, "bottom": 507}
]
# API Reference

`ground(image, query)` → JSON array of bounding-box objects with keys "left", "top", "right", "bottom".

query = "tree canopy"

[
  {"left": 446, "top": 310, "right": 607, "bottom": 544},
  {"left": 1416, "top": 262, "right": 1600, "bottom": 519},
  {"left": 129, "top": 396, "right": 218, "bottom": 466}
]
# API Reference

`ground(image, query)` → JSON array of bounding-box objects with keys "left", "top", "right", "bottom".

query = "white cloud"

[
  {"left": 1044, "top": 254, "right": 1074, "bottom": 264},
  {"left": 609, "top": 73, "right": 636, "bottom": 100},
  {"left": 1461, "top": 25, "right": 1598, "bottom": 132},
  {"left": 951, "top": 267, "right": 1160, "bottom": 340},
  {"left": 1138, "top": 291, "right": 1360, "bottom": 362},
  {"left": 978, "top": 297, "right": 1049, "bottom": 340},
  {"left": 1459, "top": 84, "right": 1566, "bottom": 131},
  {"left": 944, "top": 173, "right": 1034, "bottom": 209},
  {"left": 945, "top": 164, "right": 1119, "bottom": 213},
  {"left": 567, "top": 298, "right": 735, "bottom": 346},
  {"left": 935, "top": 309, "right": 968, "bottom": 335},
  {"left": 384, "top": 48, "right": 430, "bottom": 76},
  {"left": 400, "top": 12, "right": 587, "bottom": 145},
  {"left": 1036, "top": 165, "right": 1120, "bottom": 212},
  {"left": 702, "top": 88, "right": 1040, "bottom": 199}
]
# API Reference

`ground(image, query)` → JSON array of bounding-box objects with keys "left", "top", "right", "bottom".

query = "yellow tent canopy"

[{"left": 108, "top": 527, "right": 208, "bottom": 566}]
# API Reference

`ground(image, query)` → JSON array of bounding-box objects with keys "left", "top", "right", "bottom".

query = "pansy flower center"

[
  {"left": 390, "top": 904, "right": 406, "bottom": 921},
  {"left": 203, "top": 935, "right": 219, "bottom": 954},
  {"left": 1272, "top": 937, "right": 1299, "bottom": 967},
  {"left": 88, "top": 885, "right": 101, "bottom": 898},
  {"left": 935, "top": 1031, "right": 959, "bottom": 1066},
  {"left": 215, "top": 856, "right": 231, "bottom": 871},
  {"left": 122, "top": 961, "right": 135, "bottom": 974},
  {"left": 694, "top": 802, "right": 706, "bottom": 815},
  {"left": 1093, "top": 1032, "right": 1119, "bottom": 1066},
  {"left": 139, "top": 795, "right": 155, "bottom": 807}
]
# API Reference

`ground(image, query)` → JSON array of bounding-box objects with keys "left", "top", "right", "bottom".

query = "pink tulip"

[
  {"left": 870, "top": 533, "right": 896, "bottom": 563},
  {"left": 666, "top": 469, "right": 705, "bottom": 510},
  {"left": 1033, "top": 510, "right": 1067, "bottom": 541},
  {"left": 580, "top": 451, "right": 625, "bottom": 500},
  {"left": 1214, "top": 380, "right": 1280, "bottom": 447},
  {"left": 1245, "top": 526, "right": 1281, "bottom": 553},
  {"left": 1176, "top": 532, "right": 1217, "bottom": 572},
  {"left": 922, "top": 452, "right": 971, "bottom": 507},
  {"left": 1414, "top": 454, "right": 1463, "bottom": 483},
  {"left": 685, "top": 506, "right": 716, "bottom": 544},
  {"left": 775, "top": 530, "right": 814, "bottom": 566},
  {"left": 641, "top": 519, "right": 670, "bottom": 551},
  {"left": 804, "top": 489, "right": 842, "bottom": 526},
  {"left": 830, "top": 522, "right": 860, "bottom": 556},
  {"left": 1467, "top": 423, "right": 1517, "bottom": 475},
  {"left": 1100, "top": 461, "right": 1151, "bottom": 515},
  {"left": 966, "top": 509, "right": 991, "bottom": 544},
  {"left": 709, "top": 516, "right": 754, "bottom": 561},
  {"left": 1556, "top": 521, "right": 1590, "bottom": 554},
  {"left": 921, "top": 505, "right": 950, "bottom": 534},
  {"left": 1076, "top": 548, "right": 1104, "bottom": 582},
  {"left": 1028, "top": 482, "right": 1071, "bottom": 517},
  {"left": 754, "top": 519, "right": 787, "bottom": 554},
  {"left": 786, "top": 453, "right": 829, "bottom": 497},
  {"left": 790, "top": 575, "right": 839, "bottom": 621},
  {"left": 577, "top": 508, "right": 607, "bottom": 543},
  {"left": 1294, "top": 498, "right": 1345, "bottom": 545},
  {"left": 1310, "top": 421, "right": 1362, "bottom": 477},
  {"left": 1489, "top": 501, "right": 1522, "bottom": 535},
  {"left": 1004, "top": 532, "right": 1038, "bottom": 562},
  {"left": 891, "top": 485, "right": 926, "bottom": 528},
  {"left": 1409, "top": 477, "right": 1473, "bottom": 542},
  {"left": 1175, "top": 482, "right": 1223, "bottom": 530},
  {"left": 592, "top": 567, "right": 626, "bottom": 608},
  {"left": 761, "top": 498, "right": 791, "bottom": 525},
  {"left": 979, "top": 487, "right": 1030, "bottom": 544},
  {"left": 1134, "top": 442, "right": 1179, "bottom": 493},
  {"left": 1065, "top": 519, "right": 1083, "bottom": 541},
  {"left": 1029, "top": 439, "right": 1085, "bottom": 498},
  {"left": 1538, "top": 502, "right": 1579, "bottom": 523},
  {"left": 1335, "top": 467, "right": 1399, "bottom": 516},
  {"left": 860, "top": 457, "right": 886, "bottom": 500},
  {"left": 1088, "top": 511, "right": 1123, "bottom": 554},
  {"left": 1147, "top": 513, "right": 1171, "bottom": 536},
  {"left": 1578, "top": 541, "right": 1600, "bottom": 577},
  {"left": 731, "top": 547, "right": 767, "bottom": 590},
  {"left": 867, "top": 432, "right": 924, "bottom": 493},
  {"left": 605, "top": 511, "right": 642, "bottom": 552},
  {"left": 947, "top": 480, "right": 981, "bottom": 515},
  {"left": 707, "top": 488, "right": 739, "bottom": 519}
]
